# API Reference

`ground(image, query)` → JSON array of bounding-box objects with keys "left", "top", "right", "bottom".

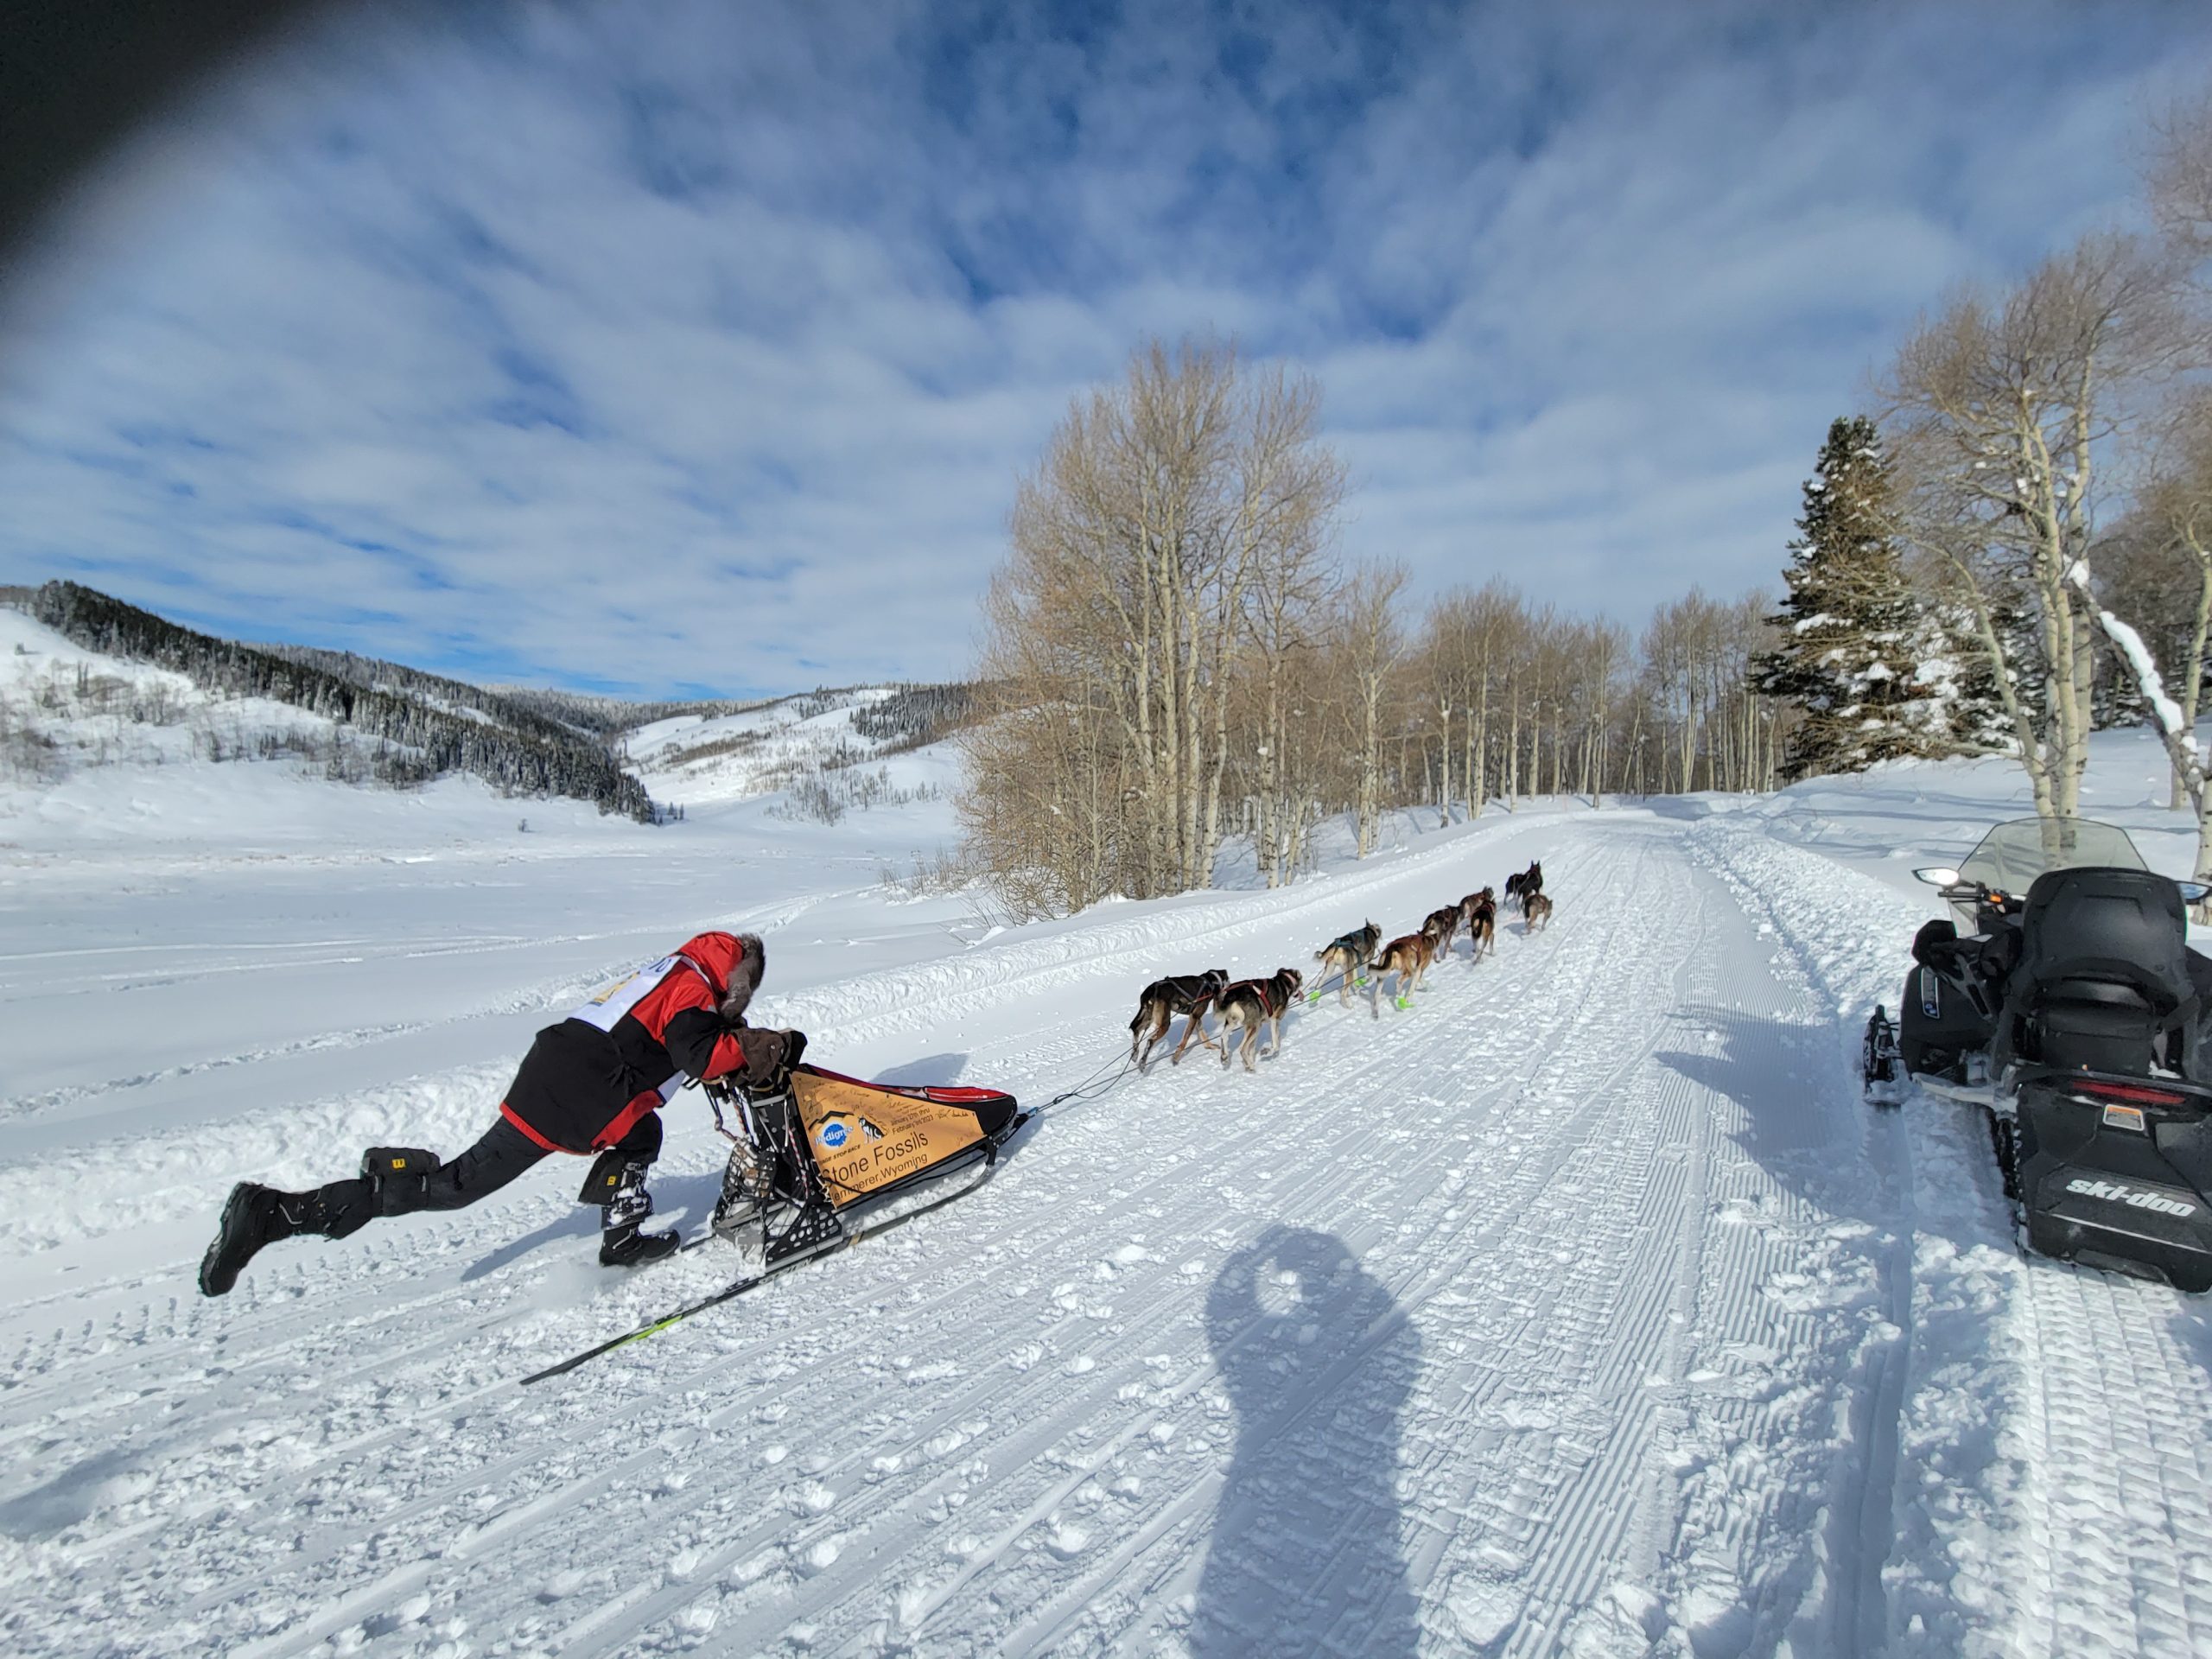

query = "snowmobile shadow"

[
  {"left": 867, "top": 1052, "right": 968, "bottom": 1086},
  {"left": 1655, "top": 1007, "right": 1849, "bottom": 1192},
  {"left": 1195, "top": 1227, "right": 1421, "bottom": 1656},
  {"left": 1655, "top": 1003, "right": 1984, "bottom": 1248}
]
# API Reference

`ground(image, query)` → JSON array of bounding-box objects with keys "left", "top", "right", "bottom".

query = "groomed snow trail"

[{"left": 1, "top": 810, "right": 2204, "bottom": 1656}]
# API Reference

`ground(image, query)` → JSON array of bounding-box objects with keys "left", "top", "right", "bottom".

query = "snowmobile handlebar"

[
  {"left": 1914, "top": 868, "right": 2025, "bottom": 918},
  {"left": 1916, "top": 864, "right": 2209, "bottom": 908}
]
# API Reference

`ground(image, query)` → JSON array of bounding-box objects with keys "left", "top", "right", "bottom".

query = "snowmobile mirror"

[
  {"left": 1913, "top": 867, "right": 1962, "bottom": 887},
  {"left": 2180, "top": 880, "right": 2210, "bottom": 905}
]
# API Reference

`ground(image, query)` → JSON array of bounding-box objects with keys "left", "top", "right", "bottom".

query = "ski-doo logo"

[
  {"left": 820, "top": 1122, "right": 849, "bottom": 1149},
  {"left": 2063, "top": 1178, "right": 2198, "bottom": 1218}
]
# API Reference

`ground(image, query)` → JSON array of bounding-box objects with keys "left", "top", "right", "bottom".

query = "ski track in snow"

[{"left": 2, "top": 808, "right": 2208, "bottom": 1655}]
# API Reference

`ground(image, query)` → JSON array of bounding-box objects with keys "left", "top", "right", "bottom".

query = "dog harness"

[{"left": 1224, "top": 976, "right": 1279, "bottom": 1018}]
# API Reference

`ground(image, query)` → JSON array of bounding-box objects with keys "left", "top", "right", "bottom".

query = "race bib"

[{"left": 569, "top": 953, "right": 698, "bottom": 1033}]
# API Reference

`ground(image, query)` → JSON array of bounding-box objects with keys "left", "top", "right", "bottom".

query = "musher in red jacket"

[{"left": 199, "top": 931, "right": 804, "bottom": 1295}]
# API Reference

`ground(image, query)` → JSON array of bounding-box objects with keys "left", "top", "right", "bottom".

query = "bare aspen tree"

[
  {"left": 1338, "top": 561, "right": 1410, "bottom": 857},
  {"left": 959, "top": 339, "right": 1346, "bottom": 915},
  {"left": 1573, "top": 620, "right": 1629, "bottom": 807},
  {"left": 1883, "top": 235, "right": 2181, "bottom": 825},
  {"left": 1243, "top": 460, "right": 1341, "bottom": 887},
  {"left": 2148, "top": 85, "right": 2212, "bottom": 260},
  {"left": 2125, "top": 394, "right": 2212, "bottom": 814}
]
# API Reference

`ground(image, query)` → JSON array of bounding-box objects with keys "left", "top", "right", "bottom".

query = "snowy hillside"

[
  {"left": 0, "top": 597, "right": 969, "bottom": 849},
  {"left": 2, "top": 730, "right": 2209, "bottom": 1656},
  {"left": 625, "top": 686, "right": 952, "bottom": 812}
]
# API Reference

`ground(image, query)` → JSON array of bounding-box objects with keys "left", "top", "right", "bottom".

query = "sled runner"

[
  {"left": 522, "top": 1064, "right": 1025, "bottom": 1382},
  {"left": 1889, "top": 818, "right": 2212, "bottom": 1292}
]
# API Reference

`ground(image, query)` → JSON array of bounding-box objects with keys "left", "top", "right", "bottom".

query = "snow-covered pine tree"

[
  {"left": 1754, "top": 416, "right": 1941, "bottom": 780},
  {"left": 1917, "top": 597, "right": 2019, "bottom": 754}
]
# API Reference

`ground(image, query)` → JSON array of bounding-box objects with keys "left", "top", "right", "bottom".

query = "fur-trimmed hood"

[{"left": 676, "top": 931, "right": 766, "bottom": 1020}]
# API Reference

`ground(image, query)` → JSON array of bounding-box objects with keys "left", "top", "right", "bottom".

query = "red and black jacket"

[{"left": 500, "top": 931, "right": 763, "bottom": 1154}]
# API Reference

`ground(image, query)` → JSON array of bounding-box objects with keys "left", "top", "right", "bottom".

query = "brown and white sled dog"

[
  {"left": 1179, "top": 969, "right": 1303, "bottom": 1071},
  {"left": 1128, "top": 968, "right": 1230, "bottom": 1071},
  {"left": 1421, "top": 904, "right": 1462, "bottom": 959},
  {"left": 1459, "top": 887, "right": 1497, "bottom": 961},
  {"left": 1313, "top": 922, "right": 1382, "bottom": 1006},
  {"left": 1370, "top": 933, "right": 1434, "bottom": 1011},
  {"left": 1522, "top": 892, "right": 1554, "bottom": 931}
]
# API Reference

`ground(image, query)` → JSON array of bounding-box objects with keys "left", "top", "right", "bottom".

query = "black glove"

[{"left": 737, "top": 1027, "right": 807, "bottom": 1090}]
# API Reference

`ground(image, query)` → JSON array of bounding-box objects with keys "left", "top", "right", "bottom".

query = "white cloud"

[{"left": 0, "top": 0, "right": 2202, "bottom": 694}]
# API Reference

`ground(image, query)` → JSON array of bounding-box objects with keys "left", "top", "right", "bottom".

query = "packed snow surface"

[{"left": 3, "top": 722, "right": 2209, "bottom": 1656}]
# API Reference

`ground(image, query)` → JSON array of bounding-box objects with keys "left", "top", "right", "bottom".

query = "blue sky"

[{"left": 1, "top": 0, "right": 2203, "bottom": 698}]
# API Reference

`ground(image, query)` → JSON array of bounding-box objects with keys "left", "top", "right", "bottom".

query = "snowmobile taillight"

[
  {"left": 2100, "top": 1103, "right": 2147, "bottom": 1133},
  {"left": 2069, "top": 1079, "right": 2188, "bottom": 1109}
]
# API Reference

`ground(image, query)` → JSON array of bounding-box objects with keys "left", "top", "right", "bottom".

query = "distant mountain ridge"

[
  {"left": 8, "top": 582, "right": 979, "bottom": 817},
  {"left": 22, "top": 582, "right": 657, "bottom": 819}
]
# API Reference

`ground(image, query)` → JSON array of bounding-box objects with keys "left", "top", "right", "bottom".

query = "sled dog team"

[
  {"left": 205, "top": 861, "right": 1557, "bottom": 1296},
  {"left": 1128, "top": 859, "right": 1553, "bottom": 1072}
]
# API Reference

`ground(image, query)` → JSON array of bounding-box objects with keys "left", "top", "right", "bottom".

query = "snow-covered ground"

[{"left": 3, "top": 715, "right": 2209, "bottom": 1657}]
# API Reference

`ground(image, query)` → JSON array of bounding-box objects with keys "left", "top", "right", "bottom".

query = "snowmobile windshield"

[{"left": 1956, "top": 817, "right": 2147, "bottom": 896}]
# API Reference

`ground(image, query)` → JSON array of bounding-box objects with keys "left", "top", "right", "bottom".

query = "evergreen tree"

[
  {"left": 1754, "top": 416, "right": 1942, "bottom": 780},
  {"left": 1916, "top": 597, "right": 2018, "bottom": 755}
]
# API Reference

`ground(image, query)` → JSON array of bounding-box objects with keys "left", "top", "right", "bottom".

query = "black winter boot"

[
  {"left": 594, "top": 1156, "right": 679, "bottom": 1267},
  {"left": 199, "top": 1183, "right": 289, "bottom": 1296},
  {"left": 198, "top": 1174, "right": 378, "bottom": 1296}
]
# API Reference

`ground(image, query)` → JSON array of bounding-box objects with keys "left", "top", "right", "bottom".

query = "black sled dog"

[
  {"left": 1421, "top": 905, "right": 1463, "bottom": 959},
  {"left": 1128, "top": 969, "right": 1230, "bottom": 1071},
  {"left": 1176, "top": 969, "right": 1303, "bottom": 1071},
  {"left": 1504, "top": 861, "right": 1544, "bottom": 913},
  {"left": 1313, "top": 922, "right": 1382, "bottom": 1005},
  {"left": 1889, "top": 817, "right": 2212, "bottom": 1292}
]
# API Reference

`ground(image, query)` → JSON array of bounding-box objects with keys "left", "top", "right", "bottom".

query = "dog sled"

[
  {"left": 523, "top": 1064, "right": 1026, "bottom": 1382},
  {"left": 709, "top": 1063, "right": 1025, "bottom": 1263}
]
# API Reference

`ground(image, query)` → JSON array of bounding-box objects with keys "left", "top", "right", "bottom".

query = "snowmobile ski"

[
  {"left": 520, "top": 1137, "right": 1014, "bottom": 1385},
  {"left": 1862, "top": 1005, "right": 1904, "bottom": 1108}
]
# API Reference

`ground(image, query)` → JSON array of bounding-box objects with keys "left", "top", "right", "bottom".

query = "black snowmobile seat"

[{"left": 2013, "top": 867, "right": 2200, "bottom": 1077}]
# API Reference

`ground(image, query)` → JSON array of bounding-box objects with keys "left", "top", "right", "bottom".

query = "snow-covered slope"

[
  {"left": 1, "top": 734, "right": 2208, "bottom": 1656},
  {"left": 0, "top": 607, "right": 651, "bottom": 852},
  {"left": 626, "top": 687, "right": 944, "bottom": 809}
]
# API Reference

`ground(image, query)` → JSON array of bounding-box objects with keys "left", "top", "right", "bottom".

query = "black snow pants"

[{"left": 308, "top": 1111, "right": 662, "bottom": 1238}]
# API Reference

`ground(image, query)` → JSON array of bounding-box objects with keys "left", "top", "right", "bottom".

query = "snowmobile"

[{"left": 1876, "top": 816, "right": 2212, "bottom": 1292}]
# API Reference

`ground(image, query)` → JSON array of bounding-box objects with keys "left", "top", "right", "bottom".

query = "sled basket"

[{"left": 790, "top": 1065, "right": 1020, "bottom": 1211}]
